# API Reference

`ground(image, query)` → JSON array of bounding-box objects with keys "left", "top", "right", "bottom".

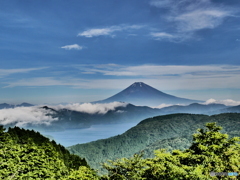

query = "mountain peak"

[
  {"left": 131, "top": 82, "right": 145, "bottom": 87},
  {"left": 93, "top": 82, "right": 202, "bottom": 106}
]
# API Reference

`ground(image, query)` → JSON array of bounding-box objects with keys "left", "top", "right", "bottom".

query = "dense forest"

[
  {"left": 0, "top": 126, "right": 98, "bottom": 179},
  {"left": 68, "top": 113, "right": 240, "bottom": 172},
  {"left": 0, "top": 122, "right": 239, "bottom": 179}
]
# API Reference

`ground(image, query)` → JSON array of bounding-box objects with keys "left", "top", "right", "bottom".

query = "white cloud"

[
  {"left": 203, "top": 98, "right": 240, "bottom": 106},
  {"left": 0, "top": 67, "right": 48, "bottom": 78},
  {"left": 150, "top": 0, "right": 235, "bottom": 41},
  {"left": 80, "top": 64, "right": 240, "bottom": 77},
  {"left": 61, "top": 44, "right": 83, "bottom": 50},
  {"left": 153, "top": 103, "right": 176, "bottom": 109},
  {"left": 52, "top": 102, "right": 128, "bottom": 114},
  {"left": 78, "top": 25, "right": 143, "bottom": 38},
  {"left": 150, "top": 32, "right": 175, "bottom": 40},
  {"left": 0, "top": 106, "right": 58, "bottom": 127},
  {"left": 4, "top": 65, "right": 240, "bottom": 91},
  {"left": 78, "top": 28, "right": 116, "bottom": 37},
  {"left": 175, "top": 9, "right": 231, "bottom": 32}
]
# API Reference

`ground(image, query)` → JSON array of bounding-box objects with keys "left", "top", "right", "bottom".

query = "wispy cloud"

[
  {"left": 150, "top": 0, "right": 236, "bottom": 41},
  {"left": 3, "top": 77, "right": 72, "bottom": 88},
  {"left": 61, "top": 44, "right": 84, "bottom": 50},
  {"left": 150, "top": 32, "right": 174, "bottom": 39},
  {"left": 78, "top": 25, "right": 143, "bottom": 38},
  {"left": 79, "top": 64, "right": 240, "bottom": 77},
  {"left": 150, "top": 32, "right": 182, "bottom": 42},
  {"left": 0, "top": 67, "right": 48, "bottom": 78},
  {"left": 4, "top": 64, "right": 240, "bottom": 91}
]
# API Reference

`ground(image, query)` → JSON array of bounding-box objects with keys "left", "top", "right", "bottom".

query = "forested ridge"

[
  {"left": 0, "top": 122, "right": 239, "bottom": 179},
  {"left": 68, "top": 113, "right": 240, "bottom": 172}
]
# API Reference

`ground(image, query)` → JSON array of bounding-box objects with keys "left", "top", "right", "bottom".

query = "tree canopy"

[{"left": 0, "top": 122, "right": 239, "bottom": 179}]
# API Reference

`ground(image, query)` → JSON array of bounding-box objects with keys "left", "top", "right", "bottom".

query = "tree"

[{"left": 102, "top": 123, "right": 240, "bottom": 180}]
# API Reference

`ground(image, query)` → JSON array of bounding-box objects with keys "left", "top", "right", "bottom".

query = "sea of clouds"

[
  {"left": 0, "top": 100, "right": 239, "bottom": 127},
  {"left": 0, "top": 102, "right": 128, "bottom": 127},
  {"left": 51, "top": 102, "right": 128, "bottom": 114},
  {"left": 0, "top": 106, "right": 58, "bottom": 127}
]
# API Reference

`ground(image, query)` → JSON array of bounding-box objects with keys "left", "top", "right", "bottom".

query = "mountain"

[
  {"left": 2, "top": 103, "right": 237, "bottom": 131},
  {"left": 68, "top": 113, "right": 240, "bottom": 171},
  {"left": 18, "top": 104, "right": 164, "bottom": 131},
  {"left": 0, "top": 102, "right": 34, "bottom": 109},
  {"left": 16, "top": 102, "right": 34, "bottom": 107},
  {"left": 159, "top": 103, "right": 228, "bottom": 115},
  {"left": 0, "top": 103, "right": 14, "bottom": 109},
  {"left": 93, "top": 82, "right": 202, "bottom": 106}
]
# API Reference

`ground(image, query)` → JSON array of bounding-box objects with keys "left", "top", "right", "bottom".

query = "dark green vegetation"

[
  {"left": 0, "top": 126, "right": 99, "bottom": 179},
  {"left": 1, "top": 121, "right": 239, "bottom": 179},
  {"left": 101, "top": 123, "right": 240, "bottom": 179},
  {"left": 68, "top": 113, "right": 240, "bottom": 172}
]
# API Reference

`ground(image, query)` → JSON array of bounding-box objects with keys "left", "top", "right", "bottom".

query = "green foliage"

[
  {"left": 101, "top": 122, "right": 240, "bottom": 180},
  {"left": 0, "top": 118, "right": 239, "bottom": 179},
  {"left": 7, "top": 126, "right": 88, "bottom": 170},
  {"left": 0, "top": 126, "right": 94, "bottom": 179},
  {"left": 64, "top": 166, "right": 100, "bottom": 180},
  {"left": 68, "top": 113, "right": 240, "bottom": 171}
]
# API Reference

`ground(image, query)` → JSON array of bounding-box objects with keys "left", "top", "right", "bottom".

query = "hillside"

[{"left": 68, "top": 113, "right": 240, "bottom": 171}]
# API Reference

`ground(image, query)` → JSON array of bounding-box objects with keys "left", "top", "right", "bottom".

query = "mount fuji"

[{"left": 93, "top": 82, "right": 202, "bottom": 106}]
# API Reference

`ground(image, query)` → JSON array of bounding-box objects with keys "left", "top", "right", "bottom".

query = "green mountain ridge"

[{"left": 68, "top": 113, "right": 240, "bottom": 172}]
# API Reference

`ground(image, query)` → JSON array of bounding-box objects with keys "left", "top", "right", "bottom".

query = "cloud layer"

[
  {"left": 52, "top": 102, "right": 128, "bottom": 114},
  {"left": 203, "top": 98, "right": 240, "bottom": 106},
  {"left": 0, "top": 106, "right": 58, "bottom": 127}
]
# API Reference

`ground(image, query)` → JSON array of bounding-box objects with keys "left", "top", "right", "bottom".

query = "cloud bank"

[
  {"left": 52, "top": 102, "right": 128, "bottom": 114},
  {"left": 203, "top": 98, "right": 240, "bottom": 106},
  {"left": 0, "top": 106, "right": 58, "bottom": 127}
]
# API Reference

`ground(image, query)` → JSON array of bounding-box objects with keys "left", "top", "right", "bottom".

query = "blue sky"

[{"left": 0, "top": 0, "right": 240, "bottom": 104}]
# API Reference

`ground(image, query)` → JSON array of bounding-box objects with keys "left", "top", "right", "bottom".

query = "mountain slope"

[
  {"left": 68, "top": 113, "right": 240, "bottom": 171},
  {"left": 94, "top": 82, "right": 202, "bottom": 106}
]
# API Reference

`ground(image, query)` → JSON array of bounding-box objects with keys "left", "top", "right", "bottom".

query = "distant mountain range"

[
  {"left": 2, "top": 102, "right": 240, "bottom": 131},
  {"left": 0, "top": 103, "right": 33, "bottom": 109},
  {"left": 68, "top": 113, "right": 240, "bottom": 171},
  {"left": 93, "top": 82, "right": 202, "bottom": 106}
]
